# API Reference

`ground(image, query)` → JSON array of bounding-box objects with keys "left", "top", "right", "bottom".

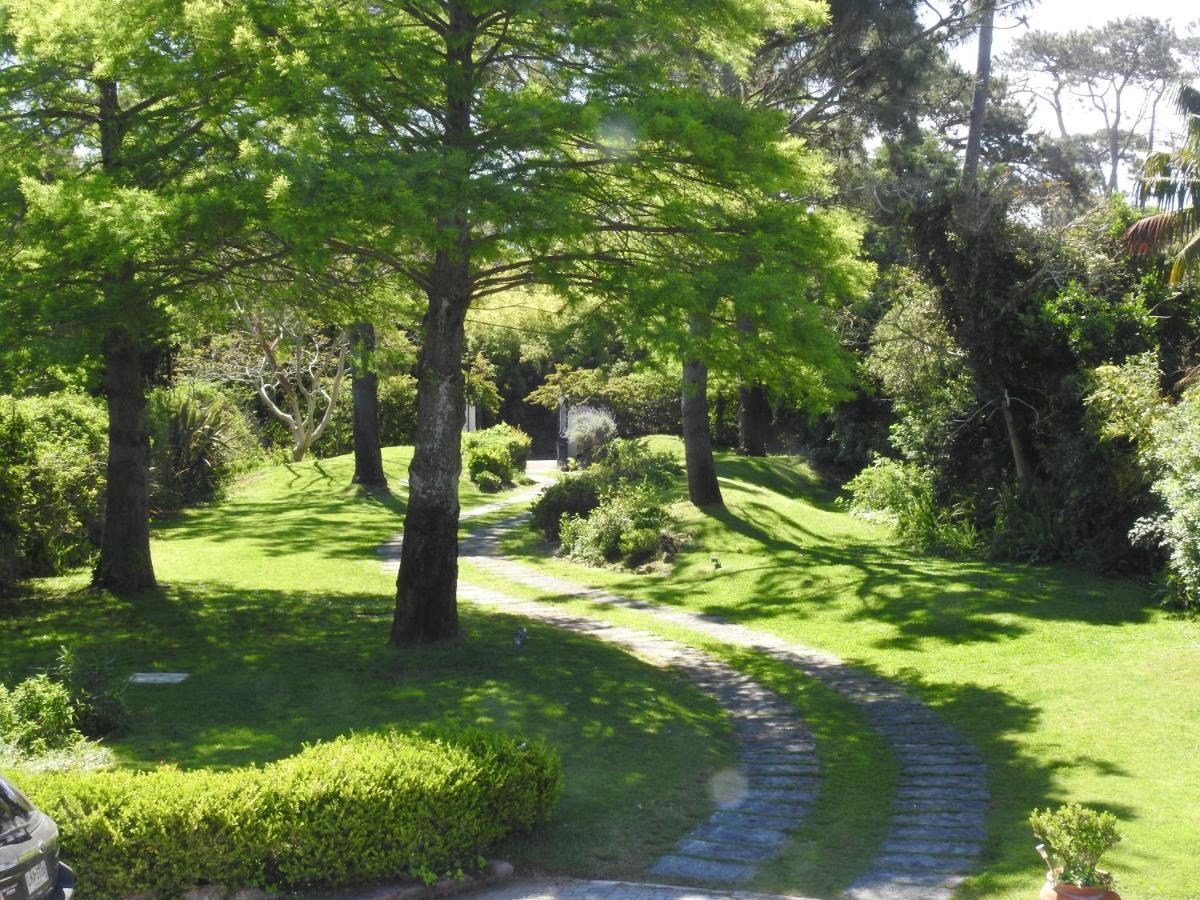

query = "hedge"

[
  {"left": 11, "top": 730, "right": 562, "bottom": 898},
  {"left": 462, "top": 424, "right": 532, "bottom": 488}
]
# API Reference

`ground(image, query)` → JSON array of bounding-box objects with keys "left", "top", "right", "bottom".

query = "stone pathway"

[
  {"left": 377, "top": 474, "right": 989, "bottom": 899},
  {"left": 457, "top": 580, "right": 821, "bottom": 884},
  {"left": 464, "top": 878, "right": 818, "bottom": 899},
  {"left": 458, "top": 515, "right": 989, "bottom": 900}
]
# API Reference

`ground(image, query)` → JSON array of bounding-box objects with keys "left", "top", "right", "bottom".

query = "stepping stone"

[
  {"left": 129, "top": 673, "right": 189, "bottom": 684},
  {"left": 883, "top": 840, "right": 980, "bottom": 857},
  {"left": 676, "top": 838, "right": 780, "bottom": 862},
  {"left": 710, "top": 809, "right": 811, "bottom": 829},
  {"left": 647, "top": 855, "right": 756, "bottom": 883},
  {"left": 720, "top": 796, "right": 812, "bottom": 820},
  {"left": 691, "top": 823, "right": 789, "bottom": 847}
]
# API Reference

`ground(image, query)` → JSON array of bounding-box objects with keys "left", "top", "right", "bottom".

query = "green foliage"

[
  {"left": 1030, "top": 802, "right": 1121, "bottom": 888},
  {"left": 463, "top": 424, "right": 533, "bottom": 488},
  {"left": 590, "top": 438, "right": 682, "bottom": 489},
  {"left": 531, "top": 473, "right": 605, "bottom": 542},
  {"left": 528, "top": 366, "right": 683, "bottom": 437},
  {"left": 53, "top": 646, "right": 129, "bottom": 740},
  {"left": 559, "top": 485, "right": 671, "bottom": 568},
  {"left": 0, "top": 393, "right": 106, "bottom": 589},
  {"left": 0, "top": 675, "right": 78, "bottom": 754},
  {"left": 474, "top": 470, "right": 504, "bottom": 494},
  {"left": 11, "top": 730, "right": 562, "bottom": 899},
  {"left": 844, "top": 457, "right": 978, "bottom": 556},
  {"left": 566, "top": 408, "right": 617, "bottom": 460},
  {"left": 147, "top": 384, "right": 261, "bottom": 511}
]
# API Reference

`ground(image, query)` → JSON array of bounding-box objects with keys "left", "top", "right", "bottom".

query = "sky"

[{"left": 950, "top": 0, "right": 1195, "bottom": 145}]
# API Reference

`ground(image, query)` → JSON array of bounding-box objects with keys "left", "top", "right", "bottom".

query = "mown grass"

[
  {"left": 476, "top": 437, "right": 1200, "bottom": 899},
  {"left": 1, "top": 447, "right": 731, "bottom": 881}
]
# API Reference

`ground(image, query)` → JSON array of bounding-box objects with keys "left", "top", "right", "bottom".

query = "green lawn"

[
  {"left": 463, "top": 437, "right": 1200, "bottom": 899},
  {"left": 1, "top": 447, "right": 732, "bottom": 881}
]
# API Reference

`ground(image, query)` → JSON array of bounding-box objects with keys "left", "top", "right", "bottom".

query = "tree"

[
  {"left": 1003, "top": 18, "right": 1180, "bottom": 191},
  {"left": 0, "top": 1, "right": 267, "bottom": 592},
  {"left": 256, "top": 0, "right": 839, "bottom": 643},
  {"left": 1127, "top": 85, "right": 1200, "bottom": 283},
  {"left": 349, "top": 322, "right": 387, "bottom": 487}
]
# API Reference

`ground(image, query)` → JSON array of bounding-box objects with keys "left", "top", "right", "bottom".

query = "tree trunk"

[
  {"left": 93, "top": 327, "right": 156, "bottom": 593},
  {"left": 737, "top": 383, "right": 771, "bottom": 456},
  {"left": 350, "top": 322, "right": 387, "bottom": 487},
  {"left": 392, "top": 269, "right": 469, "bottom": 644},
  {"left": 999, "top": 391, "right": 1035, "bottom": 488},
  {"left": 682, "top": 354, "right": 723, "bottom": 507},
  {"left": 961, "top": 2, "right": 995, "bottom": 199}
]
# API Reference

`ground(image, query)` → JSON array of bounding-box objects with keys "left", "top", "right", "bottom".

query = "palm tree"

[{"left": 1126, "top": 85, "right": 1200, "bottom": 283}]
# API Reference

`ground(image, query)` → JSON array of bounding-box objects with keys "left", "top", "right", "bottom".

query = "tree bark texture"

[
  {"left": 350, "top": 322, "right": 387, "bottom": 487},
  {"left": 1000, "top": 391, "right": 1036, "bottom": 488},
  {"left": 392, "top": 269, "right": 470, "bottom": 644},
  {"left": 961, "top": 2, "right": 995, "bottom": 199},
  {"left": 737, "top": 383, "right": 771, "bottom": 456},
  {"left": 682, "top": 355, "right": 723, "bottom": 507},
  {"left": 93, "top": 328, "right": 156, "bottom": 593}
]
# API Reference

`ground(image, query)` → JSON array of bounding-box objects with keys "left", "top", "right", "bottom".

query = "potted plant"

[{"left": 1030, "top": 802, "right": 1122, "bottom": 899}]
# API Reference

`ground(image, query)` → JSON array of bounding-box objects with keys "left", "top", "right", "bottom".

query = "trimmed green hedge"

[
  {"left": 463, "top": 424, "right": 532, "bottom": 488},
  {"left": 12, "top": 730, "right": 562, "bottom": 898}
]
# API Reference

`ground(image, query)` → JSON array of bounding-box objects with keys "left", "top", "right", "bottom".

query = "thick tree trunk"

[
  {"left": 999, "top": 392, "right": 1035, "bottom": 488},
  {"left": 392, "top": 271, "right": 469, "bottom": 644},
  {"left": 682, "top": 355, "right": 723, "bottom": 507},
  {"left": 93, "top": 328, "right": 156, "bottom": 593},
  {"left": 737, "top": 383, "right": 771, "bottom": 456},
  {"left": 350, "top": 322, "right": 387, "bottom": 487}
]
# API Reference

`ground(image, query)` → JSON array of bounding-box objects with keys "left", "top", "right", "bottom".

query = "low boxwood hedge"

[{"left": 11, "top": 730, "right": 562, "bottom": 898}]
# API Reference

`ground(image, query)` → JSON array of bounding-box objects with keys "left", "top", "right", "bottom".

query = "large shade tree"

[
  {"left": 254, "top": 0, "right": 838, "bottom": 643},
  {"left": 0, "top": 1, "right": 269, "bottom": 592}
]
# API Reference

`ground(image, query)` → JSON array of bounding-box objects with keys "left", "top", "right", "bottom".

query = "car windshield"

[{"left": 0, "top": 777, "right": 31, "bottom": 831}]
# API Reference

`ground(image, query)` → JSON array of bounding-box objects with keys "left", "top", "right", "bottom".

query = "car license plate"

[{"left": 24, "top": 860, "right": 49, "bottom": 895}]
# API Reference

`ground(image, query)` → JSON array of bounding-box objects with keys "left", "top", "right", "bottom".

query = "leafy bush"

[
  {"left": 0, "top": 393, "right": 106, "bottom": 590},
  {"left": 12, "top": 730, "right": 562, "bottom": 899},
  {"left": 559, "top": 485, "right": 670, "bottom": 567},
  {"left": 475, "top": 470, "right": 503, "bottom": 493},
  {"left": 530, "top": 471, "right": 604, "bottom": 540},
  {"left": 844, "top": 457, "right": 978, "bottom": 555},
  {"left": 590, "top": 438, "right": 681, "bottom": 488},
  {"left": 54, "top": 646, "right": 129, "bottom": 739},
  {"left": 1030, "top": 802, "right": 1121, "bottom": 888},
  {"left": 0, "top": 675, "right": 78, "bottom": 754},
  {"left": 463, "top": 424, "right": 532, "bottom": 488},
  {"left": 566, "top": 407, "right": 616, "bottom": 461},
  {"left": 526, "top": 365, "right": 682, "bottom": 437},
  {"left": 148, "top": 383, "right": 261, "bottom": 511}
]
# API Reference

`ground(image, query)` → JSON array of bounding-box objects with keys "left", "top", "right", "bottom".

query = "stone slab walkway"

[
  {"left": 457, "top": 514, "right": 989, "bottom": 900},
  {"left": 377, "top": 471, "right": 989, "bottom": 899},
  {"left": 463, "top": 878, "right": 818, "bottom": 899},
  {"left": 457, "top": 580, "right": 821, "bottom": 884}
]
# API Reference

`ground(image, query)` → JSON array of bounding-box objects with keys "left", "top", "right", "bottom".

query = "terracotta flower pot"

[{"left": 1039, "top": 871, "right": 1120, "bottom": 900}]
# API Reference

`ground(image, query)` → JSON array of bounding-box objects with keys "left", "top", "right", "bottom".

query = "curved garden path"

[{"left": 378, "top": 474, "right": 988, "bottom": 899}]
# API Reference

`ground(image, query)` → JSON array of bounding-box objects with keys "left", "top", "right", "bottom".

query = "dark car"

[{"left": 0, "top": 775, "right": 73, "bottom": 900}]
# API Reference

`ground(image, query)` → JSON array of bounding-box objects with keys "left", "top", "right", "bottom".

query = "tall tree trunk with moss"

[{"left": 350, "top": 322, "right": 387, "bottom": 487}]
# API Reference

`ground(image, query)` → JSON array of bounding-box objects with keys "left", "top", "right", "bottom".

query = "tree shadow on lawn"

[
  {"left": 3, "top": 577, "right": 732, "bottom": 875},
  {"left": 674, "top": 502, "right": 1153, "bottom": 650}
]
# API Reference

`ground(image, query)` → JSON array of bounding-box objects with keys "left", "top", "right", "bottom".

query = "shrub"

[
  {"left": 475, "top": 470, "right": 503, "bottom": 493},
  {"left": 12, "top": 730, "right": 562, "bottom": 899},
  {"left": 463, "top": 424, "right": 533, "bottom": 488},
  {"left": 530, "top": 472, "right": 604, "bottom": 540},
  {"left": 1030, "top": 802, "right": 1121, "bottom": 888},
  {"left": 148, "top": 383, "right": 261, "bottom": 511},
  {"left": 590, "top": 438, "right": 682, "bottom": 488},
  {"left": 0, "top": 675, "right": 78, "bottom": 754},
  {"left": 559, "top": 486, "right": 670, "bottom": 567},
  {"left": 0, "top": 393, "right": 106, "bottom": 589},
  {"left": 566, "top": 407, "right": 616, "bottom": 461},
  {"left": 54, "top": 646, "right": 129, "bottom": 739},
  {"left": 844, "top": 457, "right": 978, "bottom": 555}
]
